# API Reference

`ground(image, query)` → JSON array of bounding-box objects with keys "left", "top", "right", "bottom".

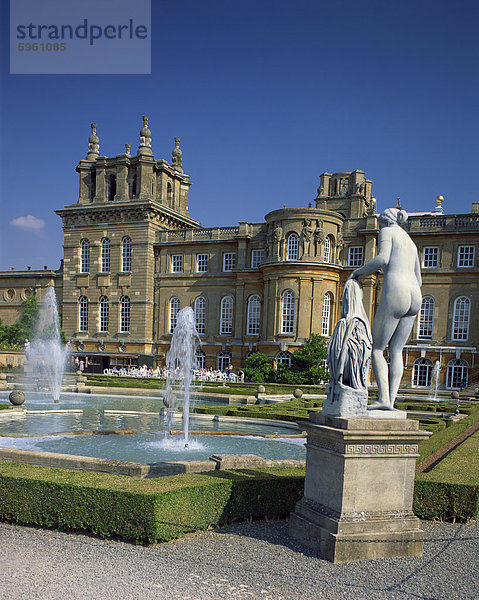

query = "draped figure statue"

[{"left": 322, "top": 278, "right": 372, "bottom": 416}]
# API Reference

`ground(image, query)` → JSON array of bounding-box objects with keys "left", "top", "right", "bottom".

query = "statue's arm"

[{"left": 350, "top": 229, "right": 392, "bottom": 279}]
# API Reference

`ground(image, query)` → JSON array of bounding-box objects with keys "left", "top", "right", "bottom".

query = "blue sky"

[{"left": 1, "top": 0, "right": 478, "bottom": 270}]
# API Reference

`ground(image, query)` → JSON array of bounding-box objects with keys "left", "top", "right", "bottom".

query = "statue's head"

[{"left": 378, "top": 207, "right": 408, "bottom": 227}]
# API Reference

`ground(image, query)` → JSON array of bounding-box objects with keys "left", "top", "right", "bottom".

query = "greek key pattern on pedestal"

[{"left": 344, "top": 443, "right": 419, "bottom": 456}]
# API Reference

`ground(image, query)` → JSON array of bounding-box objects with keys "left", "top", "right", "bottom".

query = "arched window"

[
  {"left": 276, "top": 351, "right": 292, "bottom": 367},
  {"left": 287, "top": 234, "right": 299, "bottom": 260},
  {"left": 169, "top": 297, "right": 180, "bottom": 333},
  {"left": 122, "top": 237, "right": 132, "bottom": 272},
  {"left": 108, "top": 174, "right": 116, "bottom": 201},
  {"left": 80, "top": 239, "right": 90, "bottom": 273},
  {"left": 412, "top": 358, "right": 433, "bottom": 387},
  {"left": 323, "top": 236, "right": 331, "bottom": 263},
  {"left": 194, "top": 297, "right": 206, "bottom": 334},
  {"left": 99, "top": 296, "right": 109, "bottom": 333},
  {"left": 220, "top": 296, "right": 234, "bottom": 335},
  {"left": 79, "top": 296, "right": 88, "bottom": 332},
  {"left": 281, "top": 290, "right": 296, "bottom": 334},
  {"left": 452, "top": 297, "right": 470, "bottom": 341},
  {"left": 217, "top": 351, "right": 232, "bottom": 371},
  {"left": 446, "top": 359, "right": 468, "bottom": 390},
  {"left": 418, "top": 296, "right": 435, "bottom": 339},
  {"left": 247, "top": 295, "right": 261, "bottom": 335},
  {"left": 167, "top": 182, "right": 173, "bottom": 205},
  {"left": 321, "top": 292, "right": 332, "bottom": 336},
  {"left": 120, "top": 296, "right": 130, "bottom": 333},
  {"left": 101, "top": 238, "right": 110, "bottom": 273},
  {"left": 195, "top": 349, "right": 206, "bottom": 369}
]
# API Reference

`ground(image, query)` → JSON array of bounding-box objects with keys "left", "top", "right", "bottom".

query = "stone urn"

[{"left": 9, "top": 390, "right": 26, "bottom": 406}]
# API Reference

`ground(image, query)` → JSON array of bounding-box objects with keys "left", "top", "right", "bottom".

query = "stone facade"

[{"left": 1, "top": 119, "right": 477, "bottom": 389}]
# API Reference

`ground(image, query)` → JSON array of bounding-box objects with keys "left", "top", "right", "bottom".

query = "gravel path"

[{"left": 0, "top": 519, "right": 477, "bottom": 600}]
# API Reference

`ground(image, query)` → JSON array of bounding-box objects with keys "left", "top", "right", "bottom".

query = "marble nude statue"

[{"left": 349, "top": 208, "right": 422, "bottom": 410}]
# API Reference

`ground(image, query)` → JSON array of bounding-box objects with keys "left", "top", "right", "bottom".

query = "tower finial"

[
  {"left": 125, "top": 143, "right": 131, "bottom": 156},
  {"left": 86, "top": 123, "right": 99, "bottom": 160},
  {"left": 395, "top": 197, "right": 401, "bottom": 209},
  {"left": 138, "top": 115, "right": 153, "bottom": 156},
  {"left": 171, "top": 137, "right": 183, "bottom": 172}
]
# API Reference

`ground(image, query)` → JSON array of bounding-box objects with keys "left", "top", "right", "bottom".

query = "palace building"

[{"left": 1, "top": 117, "right": 478, "bottom": 391}]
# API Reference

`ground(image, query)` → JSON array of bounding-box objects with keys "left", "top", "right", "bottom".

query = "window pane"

[
  {"left": 418, "top": 297, "right": 434, "bottom": 339},
  {"left": 251, "top": 250, "right": 265, "bottom": 268},
  {"left": 223, "top": 253, "right": 236, "bottom": 272},
  {"left": 247, "top": 295, "right": 260, "bottom": 335},
  {"left": 101, "top": 238, "right": 110, "bottom": 273},
  {"left": 323, "top": 237, "right": 331, "bottom": 263},
  {"left": 452, "top": 297, "right": 470, "bottom": 340},
  {"left": 80, "top": 239, "right": 90, "bottom": 273},
  {"left": 281, "top": 291, "right": 295, "bottom": 334},
  {"left": 120, "top": 296, "right": 130, "bottom": 333},
  {"left": 422, "top": 247, "right": 438, "bottom": 268},
  {"left": 458, "top": 246, "right": 475, "bottom": 267},
  {"left": 287, "top": 235, "right": 299, "bottom": 260},
  {"left": 99, "top": 296, "right": 109, "bottom": 333},
  {"left": 220, "top": 297, "right": 233, "bottom": 334},
  {"left": 196, "top": 254, "right": 208, "bottom": 272},
  {"left": 169, "top": 297, "right": 180, "bottom": 333},
  {"left": 321, "top": 293, "right": 331, "bottom": 336},
  {"left": 348, "top": 247, "right": 363, "bottom": 267},
  {"left": 194, "top": 297, "right": 206, "bottom": 334},
  {"left": 122, "top": 237, "right": 132, "bottom": 272},
  {"left": 79, "top": 296, "right": 88, "bottom": 332},
  {"left": 171, "top": 255, "right": 183, "bottom": 273}
]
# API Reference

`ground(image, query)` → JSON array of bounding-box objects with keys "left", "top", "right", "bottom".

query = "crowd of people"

[{"left": 101, "top": 364, "right": 245, "bottom": 383}]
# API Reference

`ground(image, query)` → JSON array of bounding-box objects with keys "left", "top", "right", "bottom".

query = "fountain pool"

[{"left": 0, "top": 392, "right": 306, "bottom": 463}]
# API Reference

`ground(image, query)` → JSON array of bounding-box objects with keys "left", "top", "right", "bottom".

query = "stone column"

[{"left": 289, "top": 413, "right": 430, "bottom": 563}]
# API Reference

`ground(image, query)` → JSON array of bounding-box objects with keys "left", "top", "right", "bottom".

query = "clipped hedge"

[
  {"left": 0, "top": 462, "right": 305, "bottom": 543},
  {"left": 413, "top": 479, "right": 479, "bottom": 522},
  {"left": 0, "top": 403, "right": 12, "bottom": 411}
]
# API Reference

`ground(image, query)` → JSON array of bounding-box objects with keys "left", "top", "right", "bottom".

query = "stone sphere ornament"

[
  {"left": 293, "top": 388, "right": 303, "bottom": 398},
  {"left": 257, "top": 385, "right": 266, "bottom": 394},
  {"left": 9, "top": 390, "right": 26, "bottom": 406}
]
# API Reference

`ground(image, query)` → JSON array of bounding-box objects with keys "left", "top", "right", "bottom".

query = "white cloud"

[{"left": 10, "top": 215, "right": 45, "bottom": 232}]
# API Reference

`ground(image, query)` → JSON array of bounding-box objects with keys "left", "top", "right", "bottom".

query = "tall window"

[
  {"left": 321, "top": 292, "right": 332, "bottom": 336},
  {"left": 101, "top": 238, "right": 110, "bottom": 273},
  {"left": 251, "top": 249, "right": 265, "bottom": 268},
  {"left": 418, "top": 296, "right": 435, "bottom": 339},
  {"left": 246, "top": 295, "right": 261, "bottom": 335},
  {"left": 89, "top": 172, "right": 96, "bottom": 200},
  {"left": 276, "top": 351, "right": 292, "bottom": 367},
  {"left": 79, "top": 296, "right": 88, "bottom": 332},
  {"left": 413, "top": 358, "right": 433, "bottom": 387},
  {"left": 80, "top": 239, "right": 90, "bottom": 273},
  {"left": 99, "top": 296, "right": 109, "bottom": 333},
  {"left": 220, "top": 296, "right": 234, "bottom": 335},
  {"left": 287, "top": 234, "right": 299, "bottom": 260},
  {"left": 195, "top": 349, "right": 206, "bottom": 369},
  {"left": 194, "top": 297, "right": 206, "bottom": 334},
  {"left": 169, "top": 297, "right": 180, "bottom": 333},
  {"left": 223, "top": 253, "right": 236, "bottom": 272},
  {"left": 196, "top": 254, "right": 208, "bottom": 272},
  {"left": 422, "top": 247, "right": 439, "bottom": 268},
  {"left": 452, "top": 297, "right": 470, "bottom": 341},
  {"left": 167, "top": 182, "right": 173, "bottom": 204},
  {"left": 281, "top": 290, "right": 296, "bottom": 334},
  {"left": 348, "top": 247, "right": 364, "bottom": 267},
  {"left": 122, "top": 237, "right": 132, "bottom": 272},
  {"left": 446, "top": 359, "right": 468, "bottom": 390},
  {"left": 120, "top": 296, "right": 130, "bottom": 333},
  {"left": 171, "top": 255, "right": 183, "bottom": 273},
  {"left": 217, "top": 351, "right": 232, "bottom": 371},
  {"left": 457, "top": 246, "right": 475, "bottom": 267},
  {"left": 323, "top": 236, "right": 331, "bottom": 263}
]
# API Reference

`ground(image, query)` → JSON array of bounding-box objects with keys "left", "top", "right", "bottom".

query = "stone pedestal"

[{"left": 289, "top": 412, "right": 430, "bottom": 563}]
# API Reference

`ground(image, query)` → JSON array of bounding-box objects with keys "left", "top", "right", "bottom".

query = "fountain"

[
  {"left": 163, "top": 306, "right": 199, "bottom": 447},
  {"left": 26, "top": 287, "right": 70, "bottom": 402},
  {"left": 430, "top": 360, "right": 440, "bottom": 401}
]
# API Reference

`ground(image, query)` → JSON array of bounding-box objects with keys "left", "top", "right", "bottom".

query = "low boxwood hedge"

[
  {"left": 413, "top": 479, "right": 479, "bottom": 522},
  {"left": 0, "top": 463, "right": 305, "bottom": 544}
]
